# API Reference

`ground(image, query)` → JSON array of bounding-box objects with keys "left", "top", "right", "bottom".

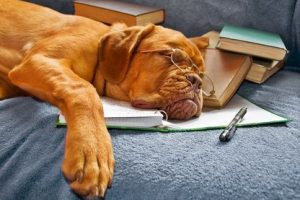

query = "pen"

[{"left": 219, "top": 107, "right": 247, "bottom": 142}]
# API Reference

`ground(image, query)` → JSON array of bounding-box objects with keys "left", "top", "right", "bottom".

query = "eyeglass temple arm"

[{"left": 200, "top": 72, "right": 215, "bottom": 97}]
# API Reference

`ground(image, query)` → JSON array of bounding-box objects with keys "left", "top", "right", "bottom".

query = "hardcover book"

[
  {"left": 246, "top": 57, "right": 284, "bottom": 84},
  {"left": 202, "top": 30, "right": 285, "bottom": 84},
  {"left": 217, "top": 25, "right": 288, "bottom": 60},
  {"left": 74, "top": 0, "right": 164, "bottom": 26},
  {"left": 202, "top": 49, "right": 252, "bottom": 108}
]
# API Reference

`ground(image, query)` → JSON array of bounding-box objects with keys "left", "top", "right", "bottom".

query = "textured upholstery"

[
  {"left": 123, "top": 0, "right": 300, "bottom": 67},
  {"left": 0, "top": 1, "right": 299, "bottom": 200}
]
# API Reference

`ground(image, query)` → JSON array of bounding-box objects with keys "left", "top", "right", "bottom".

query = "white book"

[
  {"left": 57, "top": 95, "right": 289, "bottom": 132},
  {"left": 58, "top": 97, "right": 163, "bottom": 128}
]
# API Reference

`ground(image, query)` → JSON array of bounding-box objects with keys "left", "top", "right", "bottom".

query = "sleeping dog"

[{"left": 0, "top": 0, "right": 208, "bottom": 198}]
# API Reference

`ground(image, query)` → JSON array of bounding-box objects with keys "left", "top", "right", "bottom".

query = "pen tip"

[
  {"left": 219, "top": 131, "right": 228, "bottom": 142},
  {"left": 219, "top": 134, "right": 227, "bottom": 142}
]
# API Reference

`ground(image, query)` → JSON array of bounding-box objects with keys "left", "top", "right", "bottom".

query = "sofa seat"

[{"left": 0, "top": 69, "right": 299, "bottom": 199}]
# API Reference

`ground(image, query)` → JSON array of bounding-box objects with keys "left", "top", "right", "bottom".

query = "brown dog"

[{"left": 0, "top": 0, "right": 208, "bottom": 198}]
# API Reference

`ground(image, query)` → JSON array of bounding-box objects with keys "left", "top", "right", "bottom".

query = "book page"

[
  {"left": 58, "top": 97, "right": 163, "bottom": 127},
  {"left": 57, "top": 95, "right": 287, "bottom": 131},
  {"left": 101, "top": 97, "right": 163, "bottom": 127},
  {"left": 165, "top": 95, "right": 287, "bottom": 130},
  {"left": 101, "top": 97, "right": 162, "bottom": 118}
]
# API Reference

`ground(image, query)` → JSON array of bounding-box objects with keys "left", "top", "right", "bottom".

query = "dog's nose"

[{"left": 186, "top": 74, "right": 202, "bottom": 90}]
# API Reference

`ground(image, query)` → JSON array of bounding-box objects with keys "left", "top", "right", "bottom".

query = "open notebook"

[{"left": 56, "top": 95, "right": 289, "bottom": 132}]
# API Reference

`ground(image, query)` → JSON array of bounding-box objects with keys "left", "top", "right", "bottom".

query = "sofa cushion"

[
  {"left": 291, "top": 0, "right": 300, "bottom": 67},
  {"left": 26, "top": 0, "right": 299, "bottom": 67},
  {"left": 26, "top": 0, "right": 74, "bottom": 14},
  {"left": 0, "top": 70, "right": 299, "bottom": 200},
  {"left": 123, "top": 0, "right": 299, "bottom": 67}
]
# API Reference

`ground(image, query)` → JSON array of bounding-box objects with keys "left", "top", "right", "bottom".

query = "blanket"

[{"left": 0, "top": 70, "right": 300, "bottom": 199}]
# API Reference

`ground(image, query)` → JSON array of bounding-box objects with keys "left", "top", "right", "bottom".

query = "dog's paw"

[{"left": 61, "top": 126, "right": 115, "bottom": 198}]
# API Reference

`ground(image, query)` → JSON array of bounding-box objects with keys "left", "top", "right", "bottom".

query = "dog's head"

[{"left": 94, "top": 24, "right": 209, "bottom": 120}]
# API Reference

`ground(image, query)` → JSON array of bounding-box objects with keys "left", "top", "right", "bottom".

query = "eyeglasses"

[{"left": 138, "top": 48, "right": 215, "bottom": 97}]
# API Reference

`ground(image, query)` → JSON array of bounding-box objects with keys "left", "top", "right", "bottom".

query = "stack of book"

[
  {"left": 73, "top": 0, "right": 164, "bottom": 26},
  {"left": 217, "top": 25, "right": 287, "bottom": 84},
  {"left": 198, "top": 25, "right": 287, "bottom": 108}
]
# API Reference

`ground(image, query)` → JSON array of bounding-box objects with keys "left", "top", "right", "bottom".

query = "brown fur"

[{"left": 0, "top": 0, "right": 208, "bottom": 198}]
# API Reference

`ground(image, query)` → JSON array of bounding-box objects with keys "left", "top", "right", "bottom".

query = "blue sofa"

[{"left": 0, "top": 0, "right": 299, "bottom": 199}]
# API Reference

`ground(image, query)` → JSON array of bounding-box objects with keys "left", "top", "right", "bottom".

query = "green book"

[
  {"left": 217, "top": 25, "right": 288, "bottom": 60},
  {"left": 56, "top": 95, "right": 289, "bottom": 133}
]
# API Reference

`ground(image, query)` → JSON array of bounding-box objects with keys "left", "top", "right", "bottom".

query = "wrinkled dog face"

[
  {"left": 98, "top": 24, "right": 207, "bottom": 120},
  {"left": 124, "top": 26, "right": 206, "bottom": 120}
]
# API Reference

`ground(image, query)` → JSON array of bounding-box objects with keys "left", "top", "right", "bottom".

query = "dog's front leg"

[{"left": 8, "top": 54, "right": 114, "bottom": 198}]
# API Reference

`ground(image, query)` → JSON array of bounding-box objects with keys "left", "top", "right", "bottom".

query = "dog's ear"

[
  {"left": 189, "top": 36, "right": 209, "bottom": 50},
  {"left": 98, "top": 24, "right": 155, "bottom": 84},
  {"left": 189, "top": 36, "right": 209, "bottom": 58}
]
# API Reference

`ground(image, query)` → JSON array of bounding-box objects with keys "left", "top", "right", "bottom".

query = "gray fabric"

[
  {"left": 26, "top": 0, "right": 300, "bottom": 67},
  {"left": 0, "top": 69, "right": 300, "bottom": 200},
  {"left": 291, "top": 0, "right": 300, "bottom": 66},
  {"left": 123, "top": 0, "right": 299, "bottom": 67},
  {"left": 26, "top": 0, "right": 74, "bottom": 14},
  {"left": 1, "top": 1, "right": 300, "bottom": 199}
]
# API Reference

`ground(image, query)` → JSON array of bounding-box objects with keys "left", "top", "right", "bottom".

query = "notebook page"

[
  {"left": 101, "top": 97, "right": 161, "bottom": 118},
  {"left": 165, "top": 95, "right": 287, "bottom": 129},
  {"left": 57, "top": 95, "right": 287, "bottom": 130}
]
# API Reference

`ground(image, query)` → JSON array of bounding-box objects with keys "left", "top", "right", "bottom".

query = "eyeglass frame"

[{"left": 137, "top": 48, "right": 215, "bottom": 97}]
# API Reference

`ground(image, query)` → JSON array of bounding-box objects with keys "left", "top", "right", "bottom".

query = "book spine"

[
  {"left": 74, "top": 3, "right": 137, "bottom": 26},
  {"left": 217, "top": 38, "right": 286, "bottom": 60},
  {"left": 136, "top": 10, "right": 164, "bottom": 25}
]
